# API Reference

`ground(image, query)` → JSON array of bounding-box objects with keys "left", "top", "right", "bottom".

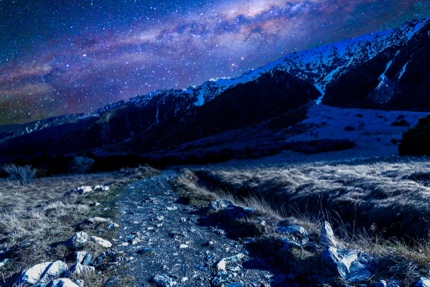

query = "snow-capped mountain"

[{"left": 0, "top": 17, "right": 429, "bottom": 170}]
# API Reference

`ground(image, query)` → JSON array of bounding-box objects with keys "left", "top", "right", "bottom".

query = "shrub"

[
  {"left": 3, "top": 164, "right": 37, "bottom": 185},
  {"left": 68, "top": 156, "right": 95, "bottom": 174},
  {"left": 399, "top": 114, "right": 430, "bottom": 156}
]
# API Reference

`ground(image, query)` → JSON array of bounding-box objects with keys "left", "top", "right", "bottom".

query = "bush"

[
  {"left": 67, "top": 156, "right": 95, "bottom": 174},
  {"left": 3, "top": 164, "right": 37, "bottom": 185},
  {"left": 399, "top": 114, "right": 430, "bottom": 156}
]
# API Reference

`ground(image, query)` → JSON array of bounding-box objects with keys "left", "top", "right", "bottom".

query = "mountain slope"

[{"left": 1, "top": 18, "right": 430, "bottom": 169}]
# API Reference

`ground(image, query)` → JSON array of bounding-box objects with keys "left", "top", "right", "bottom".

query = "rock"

[
  {"left": 64, "top": 186, "right": 94, "bottom": 198},
  {"left": 320, "top": 221, "right": 337, "bottom": 248},
  {"left": 277, "top": 225, "right": 308, "bottom": 237},
  {"left": 17, "top": 261, "right": 68, "bottom": 285},
  {"left": 108, "top": 221, "right": 119, "bottom": 229},
  {"left": 226, "top": 283, "right": 244, "bottom": 287},
  {"left": 94, "top": 185, "right": 110, "bottom": 191},
  {"left": 416, "top": 277, "right": 430, "bottom": 287},
  {"left": 65, "top": 232, "right": 89, "bottom": 250},
  {"left": 151, "top": 274, "right": 177, "bottom": 287},
  {"left": 82, "top": 253, "right": 93, "bottom": 265},
  {"left": 322, "top": 246, "right": 371, "bottom": 283},
  {"left": 210, "top": 199, "right": 233, "bottom": 211},
  {"left": 46, "top": 278, "right": 81, "bottom": 287},
  {"left": 65, "top": 263, "right": 95, "bottom": 277},
  {"left": 87, "top": 217, "right": 108, "bottom": 223},
  {"left": 217, "top": 253, "right": 245, "bottom": 270},
  {"left": 0, "top": 258, "right": 9, "bottom": 268},
  {"left": 73, "top": 251, "right": 88, "bottom": 264},
  {"left": 91, "top": 236, "right": 112, "bottom": 248}
]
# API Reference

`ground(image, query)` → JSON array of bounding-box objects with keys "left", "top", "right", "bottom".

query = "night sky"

[{"left": 0, "top": 0, "right": 429, "bottom": 124}]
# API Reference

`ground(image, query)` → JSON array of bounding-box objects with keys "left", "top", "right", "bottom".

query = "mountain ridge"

[{"left": 1, "top": 17, "right": 430, "bottom": 170}]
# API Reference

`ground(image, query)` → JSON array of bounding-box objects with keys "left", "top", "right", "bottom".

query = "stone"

[
  {"left": 216, "top": 253, "right": 245, "bottom": 270},
  {"left": 73, "top": 251, "right": 88, "bottom": 264},
  {"left": 320, "top": 221, "right": 337, "bottom": 248},
  {"left": 87, "top": 217, "right": 108, "bottom": 223},
  {"left": 277, "top": 225, "right": 308, "bottom": 237},
  {"left": 91, "top": 236, "right": 112, "bottom": 248},
  {"left": 226, "top": 283, "right": 244, "bottom": 287},
  {"left": 46, "top": 278, "right": 81, "bottom": 287},
  {"left": 17, "top": 261, "right": 68, "bottom": 285},
  {"left": 415, "top": 277, "right": 430, "bottom": 287},
  {"left": 82, "top": 253, "right": 93, "bottom": 265},
  {"left": 322, "top": 246, "right": 371, "bottom": 283},
  {"left": 108, "top": 221, "right": 119, "bottom": 229},
  {"left": 65, "top": 263, "right": 95, "bottom": 277},
  {"left": 65, "top": 232, "right": 89, "bottom": 250},
  {"left": 94, "top": 185, "right": 110, "bottom": 191},
  {"left": 151, "top": 274, "right": 177, "bottom": 287},
  {"left": 210, "top": 199, "right": 233, "bottom": 211},
  {"left": 0, "top": 258, "right": 9, "bottom": 268}
]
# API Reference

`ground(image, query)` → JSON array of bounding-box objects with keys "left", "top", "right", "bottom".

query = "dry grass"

[
  {"left": 195, "top": 158, "right": 430, "bottom": 240},
  {"left": 0, "top": 165, "right": 158, "bottom": 286},
  {"left": 171, "top": 157, "right": 430, "bottom": 285}
]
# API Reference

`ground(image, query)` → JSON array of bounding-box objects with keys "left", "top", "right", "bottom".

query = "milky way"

[{"left": 0, "top": 0, "right": 429, "bottom": 123}]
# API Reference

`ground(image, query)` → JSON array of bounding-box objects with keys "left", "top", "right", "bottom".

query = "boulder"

[
  {"left": 322, "top": 246, "right": 371, "bottom": 283},
  {"left": 91, "top": 236, "right": 112, "bottom": 248},
  {"left": 73, "top": 251, "right": 88, "bottom": 264},
  {"left": 416, "top": 277, "right": 430, "bottom": 287},
  {"left": 216, "top": 253, "right": 245, "bottom": 271},
  {"left": 17, "top": 261, "right": 68, "bottom": 285},
  {"left": 65, "top": 232, "right": 89, "bottom": 250},
  {"left": 94, "top": 185, "right": 110, "bottom": 191},
  {"left": 209, "top": 199, "right": 233, "bottom": 211},
  {"left": 320, "top": 221, "right": 337, "bottom": 248},
  {"left": 151, "top": 274, "right": 177, "bottom": 287}
]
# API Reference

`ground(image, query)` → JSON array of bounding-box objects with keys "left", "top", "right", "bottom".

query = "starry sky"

[{"left": 0, "top": 0, "right": 429, "bottom": 124}]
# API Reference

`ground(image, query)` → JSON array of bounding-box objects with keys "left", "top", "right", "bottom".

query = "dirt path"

[{"left": 116, "top": 170, "right": 274, "bottom": 287}]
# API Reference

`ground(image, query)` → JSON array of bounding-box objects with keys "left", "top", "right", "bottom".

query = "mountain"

[{"left": 1, "top": 18, "right": 429, "bottom": 171}]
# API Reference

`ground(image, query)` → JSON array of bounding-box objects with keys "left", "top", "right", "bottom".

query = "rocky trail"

[{"left": 116, "top": 171, "right": 274, "bottom": 287}]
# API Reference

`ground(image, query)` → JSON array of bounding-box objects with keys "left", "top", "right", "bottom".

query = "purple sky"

[{"left": 0, "top": 0, "right": 429, "bottom": 123}]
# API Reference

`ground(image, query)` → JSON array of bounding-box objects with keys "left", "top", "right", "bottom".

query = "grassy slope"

[
  {"left": 170, "top": 156, "right": 430, "bottom": 285},
  {"left": 0, "top": 166, "right": 158, "bottom": 286}
]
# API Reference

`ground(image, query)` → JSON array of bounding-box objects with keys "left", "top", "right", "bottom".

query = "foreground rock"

[{"left": 17, "top": 261, "right": 68, "bottom": 286}]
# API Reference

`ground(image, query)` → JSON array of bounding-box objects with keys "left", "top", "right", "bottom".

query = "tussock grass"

[
  {"left": 195, "top": 159, "right": 430, "bottom": 240},
  {"left": 171, "top": 157, "right": 430, "bottom": 285},
  {"left": 0, "top": 165, "right": 158, "bottom": 286}
]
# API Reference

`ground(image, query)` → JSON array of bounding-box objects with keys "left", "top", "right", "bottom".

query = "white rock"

[
  {"left": 18, "top": 260, "right": 68, "bottom": 285},
  {"left": 320, "top": 221, "right": 337, "bottom": 248},
  {"left": 416, "top": 277, "right": 430, "bottom": 287},
  {"left": 66, "top": 232, "right": 89, "bottom": 250},
  {"left": 74, "top": 251, "right": 88, "bottom": 264},
  {"left": 91, "top": 236, "right": 112, "bottom": 248},
  {"left": 216, "top": 253, "right": 245, "bottom": 271},
  {"left": 94, "top": 185, "right": 110, "bottom": 191},
  {"left": 77, "top": 186, "right": 93, "bottom": 194},
  {"left": 87, "top": 217, "right": 108, "bottom": 223}
]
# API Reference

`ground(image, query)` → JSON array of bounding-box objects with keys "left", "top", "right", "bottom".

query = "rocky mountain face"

[{"left": 1, "top": 18, "right": 429, "bottom": 169}]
